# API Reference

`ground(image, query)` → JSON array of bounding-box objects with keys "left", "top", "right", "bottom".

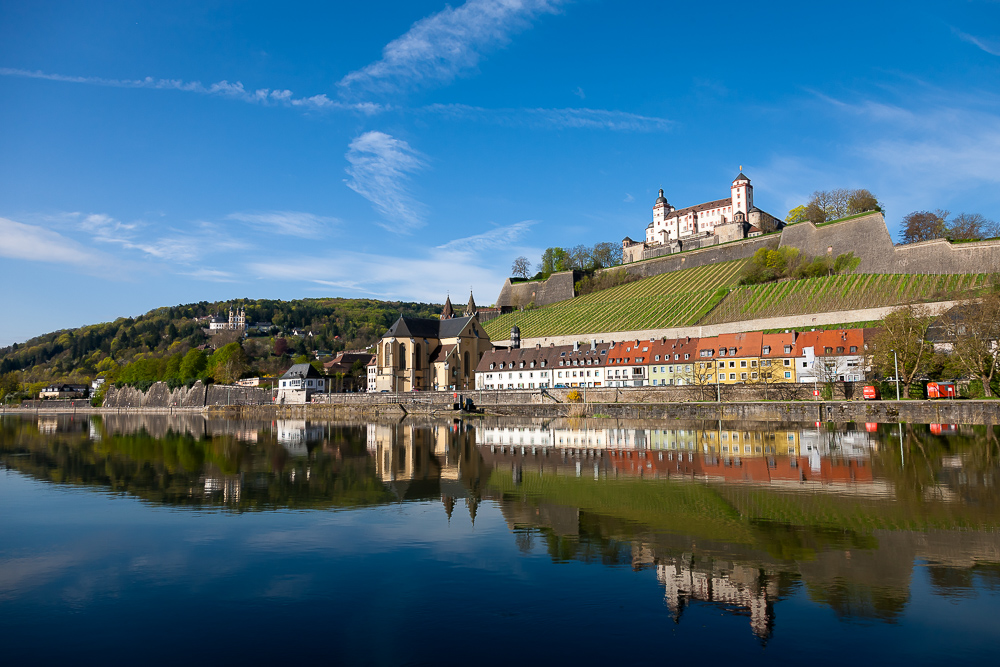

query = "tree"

[
  {"left": 179, "top": 348, "right": 208, "bottom": 380},
  {"left": 210, "top": 342, "right": 249, "bottom": 384},
  {"left": 900, "top": 210, "right": 948, "bottom": 244},
  {"left": 943, "top": 295, "right": 1000, "bottom": 397},
  {"left": 511, "top": 256, "right": 531, "bottom": 279},
  {"left": 591, "top": 241, "right": 622, "bottom": 268},
  {"left": 846, "top": 189, "right": 881, "bottom": 215},
  {"left": 274, "top": 337, "right": 288, "bottom": 357},
  {"left": 870, "top": 305, "right": 934, "bottom": 398},
  {"left": 785, "top": 205, "right": 809, "bottom": 224},
  {"left": 947, "top": 212, "right": 1000, "bottom": 241}
]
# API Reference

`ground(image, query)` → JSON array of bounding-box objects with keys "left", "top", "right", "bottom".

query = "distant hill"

[{"left": 0, "top": 298, "right": 440, "bottom": 388}]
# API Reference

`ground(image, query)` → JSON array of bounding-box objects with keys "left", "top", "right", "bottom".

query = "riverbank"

[{"left": 5, "top": 398, "right": 999, "bottom": 424}]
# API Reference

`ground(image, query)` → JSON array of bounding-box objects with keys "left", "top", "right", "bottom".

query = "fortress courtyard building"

[{"left": 623, "top": 172, "right": 784, "bottom": 263}]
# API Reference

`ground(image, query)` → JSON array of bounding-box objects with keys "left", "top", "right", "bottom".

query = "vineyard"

[
  {"left": 700, "top": 273, "right": 995, "bottom": 325},
  {"left": 483, "top": 259, "right": 748, "bottom": 339}
]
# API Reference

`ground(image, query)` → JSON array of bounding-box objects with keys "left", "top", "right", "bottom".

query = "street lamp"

[{"left": 890, "top": 349, "right": 900, "bottom": 401}]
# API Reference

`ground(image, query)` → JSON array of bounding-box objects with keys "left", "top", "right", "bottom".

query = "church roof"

[
  {"left": 383, "top": 315, "right": 477, "bottom": 341},
  {"left": 441, "top": 295, "right": 454, "bottom": 320},
  {"left": 465, "top": 291, "right": 477, "bottom": 315}
]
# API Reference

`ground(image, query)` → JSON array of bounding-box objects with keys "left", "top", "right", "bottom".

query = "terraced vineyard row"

[
  {"left": 483, "top": 259, "right": 748, "bottom": 339},
  {"left": 700, "top": 273, "right": 994, "bottom": 325}
]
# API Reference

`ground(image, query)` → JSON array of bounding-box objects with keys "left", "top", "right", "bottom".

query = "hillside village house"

[
  {"left": 39, "top": 383, "right": 88, "bottom": 399},
  {"left": 793, "top": 330, "right": 868, "bottom": 384},
  {"left": 622, "top": 172, "right": 784, "bottom": 263},
  {"left": 375, "top": 310, "right": 493, "bottom": 392},
  {"left": 476, "top": 341, "right": 611, "bottom": 390},
  {"left": 277, "top": 363, "right": 327, "bottom": 404},
  {"left": 606, "top": 340, "right": 652, "bottom": 387},
  {"left": 648, "top": 337, "right": 699, "bottom": 386}
]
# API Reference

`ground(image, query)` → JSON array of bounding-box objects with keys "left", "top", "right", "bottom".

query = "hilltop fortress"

[
  {"left": 496, "top": 174, "right": 1000, "bottom": 311},
  {"left": 623, "top": 172, "right": 784, "bottom": 262}
]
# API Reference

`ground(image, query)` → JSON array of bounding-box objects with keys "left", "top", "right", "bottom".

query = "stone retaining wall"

[{"left": 103, "top": 381, "right": 269, "bottom": 408}]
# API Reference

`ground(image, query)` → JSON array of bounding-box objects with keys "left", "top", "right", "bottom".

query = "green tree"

[
  {"left": 210, "top": 343, "right": 249, "bottom": 384},
  {"left": 180, "top": 348, "right": 208, "bottom": 380},
  {"left": 870, "top": 305, "right": 934, "bottom": 398},
  {"left": 785, "top": 205, "right": 809, "bottom": 224}
]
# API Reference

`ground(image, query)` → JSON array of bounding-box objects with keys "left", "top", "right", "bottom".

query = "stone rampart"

[
  {"left": 615, "top": 234, "right": 779, "bottom": 279},
  {"left": 495, "top": 270, "right": 579, "bottom": 309},
  {"left": 103, "top": 381, "right": 270, "bottom": 408},
  {"left": 779, "top": 213, "right": 1000, "bottom": 274}
]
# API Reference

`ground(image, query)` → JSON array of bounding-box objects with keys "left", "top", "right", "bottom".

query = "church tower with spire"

[
  {"left": 464, "top": 291, "right": 477, "bottom": 318},
  {"left": 441, "top": 294, "right": 454, "bottom": 320}
]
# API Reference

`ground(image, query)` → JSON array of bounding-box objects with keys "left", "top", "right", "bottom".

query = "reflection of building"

[
  {"left": 203, "top": 475, "right": 242, "bottom": 504},
  {"left": 366, "top": 423, "right": 487, "bottom": 510},
  {"left": 656, "top": 557, "right": 776, "bottom": 640},
  {"left": 276, "top": 419, "right": 326, "bottom": 456}
]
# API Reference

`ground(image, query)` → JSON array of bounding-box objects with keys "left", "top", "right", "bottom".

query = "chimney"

[
  {"left": 590, "top": 340, "right": 596, "bottom": 351},
  {"left": 535, "top": 343, "right": 541, "bottom": 349},
  {"left": 573, "top": 341, "right": 579, "bottom": 352}
]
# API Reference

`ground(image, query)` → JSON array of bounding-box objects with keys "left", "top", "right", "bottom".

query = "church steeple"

[
  {"left": 464, "top": 291, "right": 477, "bottom": 318},
  {"left": 441, "top": 294, "right": 454, "bottom": 320}
]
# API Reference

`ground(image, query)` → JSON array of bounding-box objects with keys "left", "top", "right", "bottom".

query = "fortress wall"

[
  {"left": 496, "top": 271, "right": 578, "bottom": 309},
  {"left": 779, "top": 213, "right": 1000, "bottom": 274},
  {"left": 615, "top": 234, "right": 779, "bottom": 279}
]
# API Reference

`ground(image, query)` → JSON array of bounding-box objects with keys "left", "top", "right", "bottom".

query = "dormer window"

[
  {"left": 836, "top": 347, "right": 844, "bottom": 354},
  {"left": 719, "top": 349, "right": 727, "bottom": 356},
  {"left": 490, "top": 363, "right": 495, "bottom": 370},
  {"left": 520, "top": 361, "right": 525, "bottom": 368},
  {"left": 762, "top": 346, "right": 771, "bottom": 355},
  {"left": 655, "top": 355, "right": 660, "bottom": 361},
  {"left": 784, "top": 345, "right": 792, "bottom": 354},
  {"left": 730, "top": 348, "right": 737, "bottom": 355}
]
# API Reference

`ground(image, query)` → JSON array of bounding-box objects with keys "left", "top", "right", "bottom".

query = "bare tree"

[
  {"left": 511, "top": 256, "right": 531, "bottom": 279},
  {"left": 900, "top": 210, "right": 948, "bottom": 244},
  {"left": 870, "top": 305, "right": 934, "bottom": 397},
  {"left": 948, "top": 212, "right": 1000, "bottom": 241},
  {"left": 944, "top": 294, "right": 1000, "bottom": 397}
]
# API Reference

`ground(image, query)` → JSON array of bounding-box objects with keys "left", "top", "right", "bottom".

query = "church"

[
  {"left": 373, "top": 293, "right": 494, "bottom": 392},
  {"left": 622, "top": 172, "right": 783, "bottom": 263}
]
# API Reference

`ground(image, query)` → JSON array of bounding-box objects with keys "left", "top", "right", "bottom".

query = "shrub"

[{"left": 566, "top": 389, "right": 583, "bottom": 403}]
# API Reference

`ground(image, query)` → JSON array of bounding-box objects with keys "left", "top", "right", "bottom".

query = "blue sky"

[{"left": 2, "top": 0, "right": 999, "bottom": 346}]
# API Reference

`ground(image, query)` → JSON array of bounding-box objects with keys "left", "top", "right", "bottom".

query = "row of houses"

[{"left": 474, "top": 328, "right": 872, "bottom": 390}]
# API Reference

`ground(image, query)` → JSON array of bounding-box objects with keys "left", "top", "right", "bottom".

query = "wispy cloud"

[
  {"left": 338, "top": 0, "right": 571, "bottom": 96},
  {"left": 226, "top": 211, "right": 339, "bottom": 238},
  {"left": 623, "top": 193, "right": 634, "bottom": 203},
  {"left": 248, "top": 248, "right": 504, "bottom": 303},
  {"left": 422, "top": 103, "right": 673, "bottom": 132},
  {"left": 437, "top": 220, "right": 535, "bottom": 253},
  {"left": 0, "top": 217, "right": 101, "bottom": 265},
  {"left": 0, "top": 67, "right": 384, "bottom": 114},
  {"left": 344, "top": 131, "right": 427, "bottom": 232},
  {"left": 573, "top": 86, "right": 585, "bottom": 99},
  {"left": 952, "top": 27, "right": 1000, "bottom": 57}
]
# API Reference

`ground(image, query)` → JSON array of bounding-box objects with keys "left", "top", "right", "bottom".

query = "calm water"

[{"left": 2, "top": 414, "right": 1000, "bottom": 665}]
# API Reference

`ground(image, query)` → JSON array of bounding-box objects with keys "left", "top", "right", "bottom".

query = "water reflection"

[{"left": 2, "top": 413, "right": 1000, "bottom": 636}]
